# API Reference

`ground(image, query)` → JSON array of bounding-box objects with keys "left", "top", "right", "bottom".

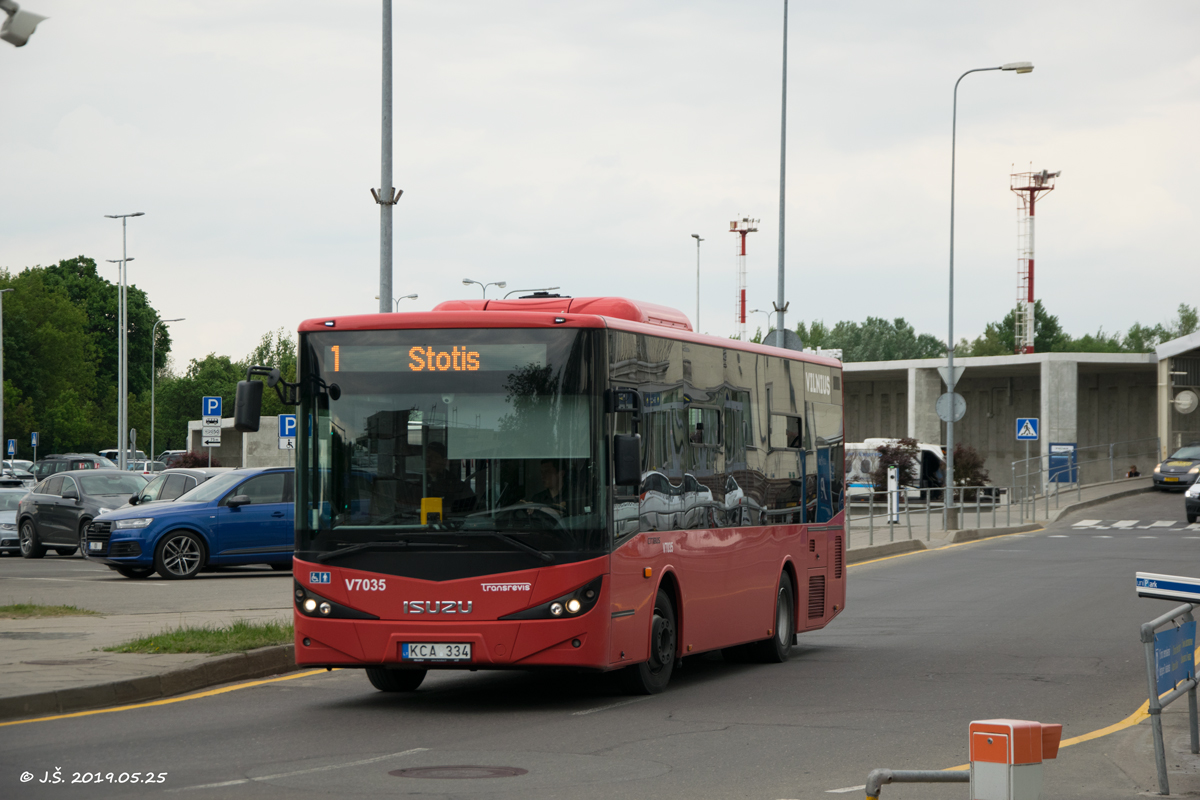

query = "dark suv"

[{"left": 30, "top": 454, "right": 117, "bottom": 480}]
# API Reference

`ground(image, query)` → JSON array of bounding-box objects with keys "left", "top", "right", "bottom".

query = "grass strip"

[
  {"left": 0, "top": 603, "right": 101, "bottom": 619},
  {"left": 104, "top": 619, "right": 294, "bottom": 655}
]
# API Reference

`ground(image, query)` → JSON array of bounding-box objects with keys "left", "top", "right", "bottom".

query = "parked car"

[
  {"left": 30, "top": 454, "right": 118, "bottom": 480},
  {"left": 88, "top": 467, "right": 294, "bottom": 579},
  {"left": 125, "top": 468, "right": 232, "bottom": 508},
  {"left": 1153, "top": 443, "right": 1200, "bottom": 491},
  {"left": 0, "top": 487, "right": 25, "bottom": 554},
  {"left": 158, "top": 450, "right": 187, "bottom": 468},
  {"left": 18, "top": 470, "right": 148, "bottom": 558},
  {"left": 1186, "top": 481, "right": 1200, "bottom": 523},
  {"left": 98, "top": 449, "right": 148, "bottom": 463},
  {"left": 4, "top": 459, "right": 33, "bottom": 472}
]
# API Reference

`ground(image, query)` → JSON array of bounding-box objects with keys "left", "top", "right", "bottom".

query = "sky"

[{"left": 1, "top": 1, "right": 1197, "bottom": 369}]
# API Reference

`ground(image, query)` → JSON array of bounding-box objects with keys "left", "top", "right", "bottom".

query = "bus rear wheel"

[
  {"left": 366, "top": 667, "right": 426, "bottom": 692},
  {"left": 750, "top": 572, "right": 795, "bottom": 663},
  {"left": 619, "top": 588, "right": 676, "bottom": 695}
]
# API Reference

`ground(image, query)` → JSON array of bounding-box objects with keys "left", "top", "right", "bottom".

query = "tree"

[
  {"left": 870, "top": 438, "right": 921, "bottom": 490},
  {"left": 796, "top": 317, "right": 944, "bottom": 362}
]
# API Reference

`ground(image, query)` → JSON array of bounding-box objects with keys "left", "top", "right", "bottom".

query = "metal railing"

[
  {"left": 1140, "top": 602, "right": 1199, "bottom": 796},
  {"left": 848, "top": 485, "right": 1009, "bottom": 545},
  {"left": 1009, "top": 436, "right": 1159, "bottom": 522}
]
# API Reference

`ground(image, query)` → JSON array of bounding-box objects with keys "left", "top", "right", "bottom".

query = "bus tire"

[
  {"left": 751, "top": 572, "right": 795, "bottom": 664},
  {"left": 619, "top": 588, "right": 676, "bottom": 695},
  {"left": 366, "top": 667, "right": 426, "bottom": 692}
]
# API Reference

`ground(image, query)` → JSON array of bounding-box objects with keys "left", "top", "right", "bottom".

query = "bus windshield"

[{"left": 296, "top": 328, "right": 605, "bottom": 571}]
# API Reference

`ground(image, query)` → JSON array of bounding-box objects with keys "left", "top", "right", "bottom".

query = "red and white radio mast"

[
  {"left": 1010, "top": 168, "right": 1060, "bottom": 353},
  {"left": 730, "top": 216, "right": 759, "bottom": 340}
]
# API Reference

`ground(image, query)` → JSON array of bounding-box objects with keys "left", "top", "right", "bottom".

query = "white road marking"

[
  {"left": 1048, "top": 535, "right": 1070, "bottom": 538},
  {"left": 572, "top": 697, "right": 652, "bottom": 716},
  {"left": 1186, "top": 523, "right": 1200, "bottom": 530},
  {"left": 1150, "top": 520, "right": 1179, "bottom": 527},
  {"left": 1138, "top": 536, "right": 1158, "bottom": 539},
  {"left": 1112, "top": 520, "right": 1139, "bottom": 528},
  {"left": 1186, "top": 537, "right": 1200, "bottom": 540},
  {"left": 1095, "top": 535, "right": 1114, "bottom": 539},
  {"left": 1073, "top": 520, "right": 1102, "bottom": 527},
  {"left": 825, "top": 786, "right": 867, "bottom": 794},
  {"left": 172, "top": 748, "right": 428, "bottom": 791}
]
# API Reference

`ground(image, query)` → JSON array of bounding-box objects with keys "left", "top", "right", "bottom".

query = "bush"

[
  {"left": 952, "top": 442, "right": 989, "bottom": 486},
  {"left": 870, "top": 438, "right": 921, "bottom": 489},
  {"left": 176, "top": 450, "right": 221, "bottom": 468}
]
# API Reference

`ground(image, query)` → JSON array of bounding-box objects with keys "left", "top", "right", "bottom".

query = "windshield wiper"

[
  {"left": 314, "top": 540, "right": 466, "bottom": 563},
  {"left": 472, "top": 530, "right": 554, "bottom": 563}
]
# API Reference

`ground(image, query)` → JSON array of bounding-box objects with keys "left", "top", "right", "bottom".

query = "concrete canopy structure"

[
  {"left": 1156, "top": 331, "right": 1200, "bottom": 454},
  {"left": 844, "top": 351, "right": 1160, "bottom": 485}
]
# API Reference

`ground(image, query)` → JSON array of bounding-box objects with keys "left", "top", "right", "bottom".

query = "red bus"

[{"left": 235, "top": 296, "right": 845, "bottom": 694}]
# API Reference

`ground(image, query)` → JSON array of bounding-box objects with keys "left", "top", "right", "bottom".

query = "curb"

[
  {"left": 950, "top": 523, "right": 1042, "bottom": 544},
  {"left": 1046, "top": 484, "right": 1155, "bottom": 521},
  {"left": 0, "top": 644, "right": 297, "bottom": 722},
  {"left": 847, "top": 539, "right": 926, "bottom": 564}
]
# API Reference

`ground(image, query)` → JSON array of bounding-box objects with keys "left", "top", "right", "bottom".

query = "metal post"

[
  {"left": 378, "top": 0, "right": 394, "bottom": 315},
  {"left": 119, "top": 223, "right": 126, "bottom": 470},
  {"left": 976, "top": 489, "right": 980, "bottom": 529},
  {"left": 1144, "top": 634, "right": 1170, "bottom": 794},
  {"left": 0, "top": 288, "right": 9, "bottom": 465},
  {"left": 774, "top": 0, "right": 788, "bottom": 337},
  {"left": 1110, "top": 442, "right": 1115, "bottom": 483},
  {"left": 868, "top": 490, "right": 874, "bottom": 545},
  {"left": 925, "top": 488, "right": 930, "bottom": 540},
  {"left": 1190, "top": 682, "right": 1199, "bottom": 757},
  {"left": 691, "top": 234, "right": 703, "bottom": 331},
  {"left": 905, "top": 492, "right": 912, "bottom": 540}
]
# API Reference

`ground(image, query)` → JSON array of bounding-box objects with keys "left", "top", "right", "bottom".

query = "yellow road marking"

[{"left": 0, "top": 669, "right": 330, "bottom": 727}]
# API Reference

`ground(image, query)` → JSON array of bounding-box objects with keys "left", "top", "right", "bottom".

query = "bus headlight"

[
  {"left": 319, "top": 602, "right": 332, "bottom": 615},
  {"left": 294, "top": 581, "right": 379, "bottom": 620},
  {"left": 501, "top": 577, "right": 603, "bottom": 620},
  {"left": 303, "top": 598, "right": 318, "bottom": 613}
]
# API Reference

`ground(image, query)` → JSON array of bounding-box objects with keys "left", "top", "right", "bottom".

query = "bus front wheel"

[
  {"left": 619, "top": 588, "right": 676, "bottom": 695},
  {"left": 366, "top": 667, "right": 426, "bottom": 692}
]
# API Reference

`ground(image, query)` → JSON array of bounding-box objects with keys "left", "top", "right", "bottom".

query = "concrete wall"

[
  {"left": 844, "top": 378, "right": 908, "bottom": 442},
  {"left": 186, "top": 417, "right": 294, "bottom": 469}
]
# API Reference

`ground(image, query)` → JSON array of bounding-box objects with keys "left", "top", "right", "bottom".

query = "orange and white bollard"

[{"left": 969, "top": 719, "right": 1062, "bottom": 800}]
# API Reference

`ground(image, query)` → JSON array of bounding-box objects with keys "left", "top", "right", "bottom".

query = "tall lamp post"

[
  {"left": 105, "top": 211, "right": 144, "bottom": 471},
  {"left": 749, "top": 308, "right": 774, "bottom": 340},
  {"left": 150, "top": 317, "right": 183, "bottom": 464},
  {"left": 691, "top": 234, "right": 703, "bottom": 331},
  {"left": 462, "top": 278, "right": 506, "bottom": 299},
  {"left": 0, "top": 288, "right": 12, "bottom": 465},
  {"left": 375, "top": 293, "right": 418, "bottom": 311},
  {"left": 945, "top": 61, "right": 1032, "bottom": 529}
]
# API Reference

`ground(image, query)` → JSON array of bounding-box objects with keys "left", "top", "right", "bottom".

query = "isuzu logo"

[
  {"left": 403, "top": 600, "right": 473, "bottom": 614},
  {"left": 481, "top": 582, "right": 531, "bottom": 592}
]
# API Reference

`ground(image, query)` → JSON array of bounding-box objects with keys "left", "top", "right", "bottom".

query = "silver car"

[{"left": 0, "top": 487, "right": 28, "bottom": 553}]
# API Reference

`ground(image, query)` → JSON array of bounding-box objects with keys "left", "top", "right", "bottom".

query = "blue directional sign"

[
  {"left": 1155, "top": 620, "right": 1196, "bottom": 695},
  {"left": 279, "top": 414, "right": 297, "bottom": 439},
  {"left": 1016, "top": 417, "right": 1039, "bottom": 441},
  {"left": 6, "top": 440, "right": 13, "bottom": 457},
  {"left": 30, "top": 432, "right": 38, "bottom": 446},
  {"left": 202, "top": 396, "right": 223, "bottom": 417}
]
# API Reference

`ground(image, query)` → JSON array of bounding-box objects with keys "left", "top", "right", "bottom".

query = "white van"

[{"left": 846, "top": 438, "right": 945, "bottom": 499}]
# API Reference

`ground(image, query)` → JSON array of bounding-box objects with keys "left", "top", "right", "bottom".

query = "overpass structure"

[{"left": 844, "top": 332, "right": 1200, "bottom": 485}]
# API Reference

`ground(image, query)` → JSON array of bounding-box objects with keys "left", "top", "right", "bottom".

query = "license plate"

[
  {"left": 1166, "top": 477, "right": 1180, "bottom": 483},
  {"left": 402, "top": 643, "right": 471, "bottom": 661},
  {"left": 88, "top": 541, "right": 103, "bottom": 552}
]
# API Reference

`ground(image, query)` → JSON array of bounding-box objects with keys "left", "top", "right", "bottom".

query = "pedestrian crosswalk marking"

[
  {"left": 1070, "top": 519, "right": 1190, "bottom": 530},
  {"left": 1073, "top": 520, "right": 1102, "bottom": 527},
  {"left": 1112, "top": 520, "right": 1139, "bottom": 528}
]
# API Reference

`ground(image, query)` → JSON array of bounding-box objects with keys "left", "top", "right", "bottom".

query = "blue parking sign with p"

[
  {"left": 279, "top": 414, "right": 297, "bottom": 438},
  {"left": 202, "top": 396, "right": 222, "bottom": 417}
]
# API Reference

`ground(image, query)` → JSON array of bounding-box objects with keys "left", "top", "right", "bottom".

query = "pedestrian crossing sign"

[{"left": 1016, "top": 417, "right": 1039, "bottom": 441}]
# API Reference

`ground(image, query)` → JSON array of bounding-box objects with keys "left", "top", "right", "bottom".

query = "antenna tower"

[
  {"left": 730, "top": 216, "right": 759, "bottom": 340},
  {"left": 1010, "top": 168, "right": 1060, "bottom": 353}
]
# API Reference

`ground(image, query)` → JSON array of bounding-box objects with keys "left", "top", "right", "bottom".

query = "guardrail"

[{"left": 848, "top": 486, "right": 1009, "bottom": 544}]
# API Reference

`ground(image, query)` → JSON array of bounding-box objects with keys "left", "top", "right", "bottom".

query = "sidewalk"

[
  {"left": 846, "top": 476, "right": 1154, "bottom": 562},
  {"left": 0, "top": 477, "right": 1154, "bottom": 722}
]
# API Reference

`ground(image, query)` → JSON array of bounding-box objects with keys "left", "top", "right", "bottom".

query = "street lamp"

[
  {"left": 691, "top": 234, "right": 703, "bottom": 331},
  {"left": 375, "top": 293, "right": 418, "bottom": 311},
  {"left": 150, "top": 317, "right": 183, "bottom": 463},
  {"left": 944, "top": 61, "right": 1032, "bottom": 529},
  {"left": 103, "top": 208, "right": 142, "bottom": 473},
  {"left": 462, "top": 278, "right": 506, "bottom": 299},
  {"left": 749, "top": 308, "right": 773, "bottom": 340},
  {"left": 0, "top": 288, "right": 12, "bottom": 465},
  {"left": 0, "top": 0, "right": 46, "bottom": 47},
  {"left": 502, "top": 286, "right": 560, "bottom": 299}
]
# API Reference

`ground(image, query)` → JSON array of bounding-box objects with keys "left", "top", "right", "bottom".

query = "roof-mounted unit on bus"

[{"left": 431, "top": 296, "right": 693, "bottom": 331}]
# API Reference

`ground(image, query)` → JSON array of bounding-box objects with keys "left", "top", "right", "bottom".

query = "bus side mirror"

[
  {"left": 234, "top": 380, "right": 263, "bottom": 432},
  {"left": 614, "top": 434, "right": 641, "bottom": 486}
]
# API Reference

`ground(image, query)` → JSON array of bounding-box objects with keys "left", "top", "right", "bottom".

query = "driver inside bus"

[
  {"left": 528, "top": 459, "right": 579, "bottom": 516},
  {"left": 421, "top": 441, "right": 475, "bottom": 513}
]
